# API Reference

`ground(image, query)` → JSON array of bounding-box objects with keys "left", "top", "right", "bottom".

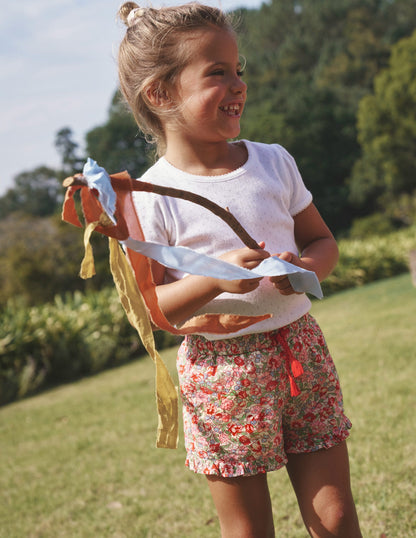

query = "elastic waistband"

[{"left": 185, "top": 313, "right": 312, "bottom": 356}]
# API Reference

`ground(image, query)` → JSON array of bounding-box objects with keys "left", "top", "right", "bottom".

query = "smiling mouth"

[{"left": 219, "top": 104, "right": 242, "bottom": 117}]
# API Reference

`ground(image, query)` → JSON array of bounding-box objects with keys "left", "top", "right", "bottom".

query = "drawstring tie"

[{"left": 272, "top": 331, "right": 304, "bottom": 397}]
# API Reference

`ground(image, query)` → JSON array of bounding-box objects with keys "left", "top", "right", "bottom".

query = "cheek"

[
  {"left": 181, "top": 95, "right": 217, "bottom": 122},
  {"left": 197, "top": 90, "right": 223, "bottom": 114}
]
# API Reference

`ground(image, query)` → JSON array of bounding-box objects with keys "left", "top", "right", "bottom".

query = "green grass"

[{"left": 1, "top": 274, "right": 415, "bottom": 537}]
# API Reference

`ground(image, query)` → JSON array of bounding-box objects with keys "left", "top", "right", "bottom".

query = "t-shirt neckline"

[{"left": 159, "top": 140, "right": 252, "bottom": 183}]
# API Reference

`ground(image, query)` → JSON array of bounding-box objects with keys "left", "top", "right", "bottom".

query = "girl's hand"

[
  {"left": 217, "top": 242, "right": 270, "bottom": 294},
  {"left": 270, "top": 203, "right": 340, "bottom": 296},
  {"left": 153, "top": 242, "right": 270, "bottom": 325},
  {"left": 269, "top": 251, "right": 303, "bottom": 296}
]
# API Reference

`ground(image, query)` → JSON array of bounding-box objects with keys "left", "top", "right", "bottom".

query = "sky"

[{"left": 0, "top": 0, "right": 264, "bottom": 197}]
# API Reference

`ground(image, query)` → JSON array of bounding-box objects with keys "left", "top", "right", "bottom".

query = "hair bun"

[{"left": 118, "top": 2, "right": 144, "bottom": 27}]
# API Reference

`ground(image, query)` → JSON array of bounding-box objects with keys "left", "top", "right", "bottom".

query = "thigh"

[
  {"left": 283, "top": 314, "right": 352, "bottom": 455},
  {"left": 178, "top": 333, "right": 288, "bottom": 477},
  {"left": 286, "top": 442, "right": 361, "bottom": 538},
  {"left": 206, "top": 473, "right": 275, "bottom": 538}
]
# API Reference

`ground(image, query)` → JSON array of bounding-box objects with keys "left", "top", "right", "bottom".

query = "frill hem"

[
  {"left": 184, "top": 421, "right": 352, "bottom": 478},
  {"left": 185, "top": 457, "right": 287, "bottom": 478},
  {"left": 287, "top": 419, "right": 352, "bottom": 456}
]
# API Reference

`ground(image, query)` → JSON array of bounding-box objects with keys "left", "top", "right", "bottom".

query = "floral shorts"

[{"left": 177, "top": 313, "right": 351, "bottom": 477}]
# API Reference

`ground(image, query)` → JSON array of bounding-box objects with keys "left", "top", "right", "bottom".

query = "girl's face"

[{"left": 167, "top": 27, "right": 247, "bottom": 145}]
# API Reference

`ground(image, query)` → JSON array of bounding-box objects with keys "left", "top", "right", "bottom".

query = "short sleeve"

[{"left": 278, "top": 146, "right": 313, "bottom": 217}]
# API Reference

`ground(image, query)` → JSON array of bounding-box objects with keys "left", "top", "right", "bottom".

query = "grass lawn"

[{"left": 1, "top": 274, "right": 415, "bottom": 537}]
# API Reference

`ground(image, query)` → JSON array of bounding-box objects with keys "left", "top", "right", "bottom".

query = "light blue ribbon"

[
  {"left": 122, "top": 238, "right": 323, "bottom": 299},
  {"left": 82, "top": 158, "right": 117, "bottom": 224},
  {"left": 81, "top": 158, "right": 323, "bottom": 299}
]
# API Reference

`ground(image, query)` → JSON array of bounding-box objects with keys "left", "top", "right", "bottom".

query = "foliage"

[
  {"left": 350, "top": 30, "right": 416, "bottom": 211},
  {"left": 0, "top": 213, "right": 112, "bottom": 306},
  {"left": 1, "top": 225, "right": 414, "bottom": 405},
  {"left": 348, "top": 213, "right": 398, "bottom": 239},
  {"left": 1, "top": 2, "right": 416, "bottom": 409},
  {"left": 2, "top": 1, "right": 416, "bottom": 236},
  {"left": 0, "top": 128, "right": 82, "bottom": 220},
  {"left": 349, "top": 191, "right": 416, "bottom": 237},
  {"left": 85, "top": 91, "right": 151, "bottom": 179},
  {"left": 238, "top": 0, "right": 416, "bottom": 233},
  {"left": 0, "top": 166, "right": 63, "bottom": 219},
  {"left": 385, "top": 189, "right": 416, "bottom": 227},
  {"left": 322, "top": 225, "right": 416, "bottom": 295},
  {"left": 55, "top": 126, "right": 85, "bottom": 177},
  {"left": 0, "top": 287, "right": 178, "bottom": 406},
  {"left": 1, "top": 274, "right": 415, "bottom": 537}
]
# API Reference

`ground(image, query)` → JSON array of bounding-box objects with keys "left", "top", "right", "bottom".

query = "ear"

[{"left": 145, "top": 83, "right": 171, "bottom": 107}]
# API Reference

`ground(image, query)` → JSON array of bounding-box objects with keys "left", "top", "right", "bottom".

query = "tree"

[
  {"left": 55, "top": 127, "right": 85, "bottom": 176},
  {"left": 0, "top": 128, "right": 83, "bottom": 220},
  {"left": 0, "top": 166, "right": 62, "bottom": 219},
  {"left": 349, "top": 30, "right": 416, "bottom": 210},
  {"left": 238, "top": 0, "right": 416, "bottom": 233},
  {"left": 0, "top": 214, "right": 112, "bottom": 306},
  {"left": 86, "top": 92, "right": 150, "bottom": 178}
]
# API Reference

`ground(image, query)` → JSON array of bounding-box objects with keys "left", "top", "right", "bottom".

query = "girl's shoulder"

[
  {"left": 139, "top": 157, "right": 172, "bottom": 185},
  {"left": 243, "top": 139, "right": 293, "bottom": 161},
  {"left": 242, "top": 139, "right": 300, "bottom": 178}
]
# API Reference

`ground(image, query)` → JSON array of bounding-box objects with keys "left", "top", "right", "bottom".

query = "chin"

[{"left": 223, "top": 125, "right": 241, "bottom": 139}]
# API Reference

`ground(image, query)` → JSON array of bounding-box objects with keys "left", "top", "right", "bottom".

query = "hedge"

[
  {"left": 1, "top": 226, "right": 415, "bottom": 405},
  {"left": 0, "top": 289, "right": 177, "bottom": 405}
]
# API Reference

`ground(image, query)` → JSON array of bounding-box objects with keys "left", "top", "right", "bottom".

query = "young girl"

[{"left": 117, "top": 3, "right": 362, "bottom": 536}]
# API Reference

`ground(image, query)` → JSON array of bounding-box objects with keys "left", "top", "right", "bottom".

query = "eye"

[
  {"left": 237, "top": 69, "right": 245, "bottom": 77},
  {"left": 210, "top": 69, "right": 225, "bottom": 76}
]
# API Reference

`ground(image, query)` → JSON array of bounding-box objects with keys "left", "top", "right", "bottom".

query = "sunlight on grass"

[
  {"left": 1, "top": 274, "right": 415, "bottom": 537},
  {"left": 311, "top": 274, "right": 416, "bottom": 537}
]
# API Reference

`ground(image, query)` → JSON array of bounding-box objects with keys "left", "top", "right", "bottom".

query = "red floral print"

[{"left": 178, "top": 313, "right": 352, "bottom": 477}]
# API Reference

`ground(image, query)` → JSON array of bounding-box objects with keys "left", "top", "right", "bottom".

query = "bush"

[
  {"left": 2, "top": 226, "right": 414, "bottom": 405},
  {"left": 0, "top": 288, "right": 178, "bottom": 405},
  {"left": 349, "top": 213, "right": 398, "bottom": 239},
  {"left": 0, "top": 214, "right": 113, "bottom": 306},
  {"left": 323, "top": 226, "right": 416, "bottom": 295}
]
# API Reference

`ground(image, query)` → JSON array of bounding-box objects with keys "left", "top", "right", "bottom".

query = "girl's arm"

[
  {"left": 151, "top": 244, "right": 270, "bottom": 325},
  {"left": 270, "top": 203, "right": 339, "bottom": 295}
]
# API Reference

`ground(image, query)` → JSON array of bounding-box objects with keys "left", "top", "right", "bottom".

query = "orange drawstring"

[{"left": 273, "top": 332, "right": 304, "bottom": 397}]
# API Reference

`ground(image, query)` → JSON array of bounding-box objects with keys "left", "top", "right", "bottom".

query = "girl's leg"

[
  {"left": 206, "top": 473, "right": 275, "bottom": 538},
  {"left": 286, "top": 441, "right": 362, "bottom": 538}
]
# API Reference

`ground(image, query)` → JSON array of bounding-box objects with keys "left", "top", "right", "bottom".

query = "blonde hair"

[{"left": 117, "top": 2, "right": 235, "bottom": 155}]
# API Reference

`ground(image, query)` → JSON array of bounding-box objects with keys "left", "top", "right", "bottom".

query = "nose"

[{"left": 231, "top": 75, "right": 247, "bottom": 95}]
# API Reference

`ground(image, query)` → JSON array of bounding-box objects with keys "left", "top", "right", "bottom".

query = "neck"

[{"left": 164, "top": 137, "right": 246, "bottom": 176}]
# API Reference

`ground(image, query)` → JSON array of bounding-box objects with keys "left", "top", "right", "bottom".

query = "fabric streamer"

[
  {"left": 62, "top": 159, "right": 323, "bottom": 448},
  {"left": 109, "top": 237, "right": 178, "bottom": 449},
  {"left": 80, "top": 221, "right": 99, "bottom": 279},
  {"left": 121, "top": 237, "right": 323, "bottom": 299}
]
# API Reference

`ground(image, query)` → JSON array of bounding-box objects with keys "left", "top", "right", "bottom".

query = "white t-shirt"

[{"left": 132, "top": 140, "right": 313, "bottom": 339}]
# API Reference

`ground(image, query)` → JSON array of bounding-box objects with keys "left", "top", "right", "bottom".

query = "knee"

[
  {"left": 324, "top": 505, "right": 353, "bottom": 531},
  {"left": 315, "top": 501, "right": 361, "bottom": 538}
]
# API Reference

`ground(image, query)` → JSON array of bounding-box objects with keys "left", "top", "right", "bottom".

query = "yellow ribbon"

[
  {"left": 80, "top": 221, "right": 99, "bottom": 279},
  {"left": 108, "top": 237, "right": 179, "bottom": 449}
]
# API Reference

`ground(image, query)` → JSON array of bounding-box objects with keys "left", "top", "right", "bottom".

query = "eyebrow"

[{"left": 208, "top": 61, "right": 243, "bottom": 69}]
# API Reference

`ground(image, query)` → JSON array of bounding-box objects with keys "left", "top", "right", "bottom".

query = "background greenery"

[
  {"left": 1, "top": 224, "right": 414, "bottom": 405},
  {"left": 1, "top": 0, "right": 416, "bottom": 234},
  {"left": 1, "top": 275, "right": 415, "bottom": 537},
  {"left": 1, "top": 1, "right": 415, "bottom": 307},
  {"left": 1, "top": 3, "right": 415, "bottom": 535},
  {"left": 1, "top": 1, "right": 416, "bottom": 417}
]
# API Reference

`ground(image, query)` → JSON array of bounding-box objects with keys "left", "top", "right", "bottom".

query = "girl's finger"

[{"left": 278, "top": 251, "right": 293, "bottom": 263}]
